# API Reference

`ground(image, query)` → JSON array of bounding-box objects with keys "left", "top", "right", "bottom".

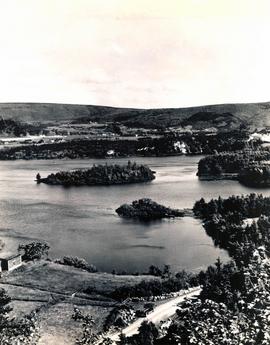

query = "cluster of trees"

[
  {"left": 118, "top": 321, "right": 159, "bottom": 345},
  {"left": 72, "top": 308, "right": 98, "bottom": 345},
  {"left": 116, "top": 198, "right": 184, "bottom": 220},
  {"left": 152, "top": 247, "right": 270, "bottom": 345},
  {"left": 110, "top": 272, "right": 199, "bottom": 301},
  {"left": 18, "top": 241, "right": 50, "bottom": 261},
  {"left": 0, "top": 288, "right": 39, "bottom": 344},
  {"left": 40, "top": 162, "right": 156, "bottom": 186},
  {"left": 239, "top": 165, "right": 270, "bottom": 187},
  {"left": 0, "top": 118, "right": 42, "bottom": 137},
  {"left": 55, "top": 256, "right": 98, "bottom": 273},
  {"left": 148, "top": 264, "right": 172, "bottom": 277},
  {"left": 197, "top": 149, "right": 270, "bottom": 176},
  {"left": 193, "top": 193, "right": 270, "bottom": 220},
  {"left": 173, "top": 130, "right": 251, "bottom": 154},
  {"left": 194, "top": 194, "right": 270, "bottom": 264}
]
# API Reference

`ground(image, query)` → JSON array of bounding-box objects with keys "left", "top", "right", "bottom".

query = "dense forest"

[
  {"left": 194, "top": 194, "right": 270, "bottom": 259},
  {"left": 0, "top": 130, "right": 253, "bottom": 160},
  {"left": 197, "top": 149, "right": 270, "bottom": 177},
  {"left": 239, "top": 165, "right": 270, "bottom": 187},
  {"left": 193, "top": 193, "right": 270, "bottom": 219},
  {"left": 114, "top": 194, "right": 270, "bottom": 344}
]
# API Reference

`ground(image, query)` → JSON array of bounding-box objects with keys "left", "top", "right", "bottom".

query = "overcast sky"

[{"left": 0, "top": 0, "right": 269, "bottom": 108}]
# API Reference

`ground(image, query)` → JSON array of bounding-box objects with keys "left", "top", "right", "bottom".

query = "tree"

[
  {"left": 18, "top": 241, "right": 50, "bottom": 261},
  {"left": 58, "top": 256, "right": 98, "bottom": 272},
  {"left": 148, "top": 265, "right": 162, "bottom": 276},
  {"left": 162, "top": 264, "right": 171, "bottom": 278},
  {"left": 118, "top": 333, "right": 128, "bottom": 345},
  {"left": 0, "top": 288, "right": 11, "bottom": 327},
  {"left": 136, "top": 321, "right": 159, "bottom": 345},
  {"left": 36, "top": 173, "right": 41, "bottom": 182}
]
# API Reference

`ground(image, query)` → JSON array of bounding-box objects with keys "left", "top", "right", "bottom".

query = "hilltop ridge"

[{"left": 0, "top": 101, "right": 269, "bottom": 130}]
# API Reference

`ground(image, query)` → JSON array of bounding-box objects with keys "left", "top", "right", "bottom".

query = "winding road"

[{"left": 104, "top": 287, "right": 202, "bottom": 344}]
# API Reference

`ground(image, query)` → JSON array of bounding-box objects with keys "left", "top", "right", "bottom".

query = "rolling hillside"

[{"left": 0, "top": 101, "right": 269, "bottom": 130}]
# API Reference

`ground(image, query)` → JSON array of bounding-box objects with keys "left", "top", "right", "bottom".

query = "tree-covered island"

[
  {"left": 36, "top": 161, "right": 156, "bottom": 186},
  {"left": 116, "top": 198, "right": 184, "bottom": 220}
]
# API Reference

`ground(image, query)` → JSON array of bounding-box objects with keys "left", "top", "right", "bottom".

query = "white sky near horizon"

[{"left": 0, "top": 0, "right": 270, "bottom": 108}]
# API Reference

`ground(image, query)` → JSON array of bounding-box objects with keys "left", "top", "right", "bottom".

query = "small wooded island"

[
  {"left": 116, "top": 198, "right": 184, "bottom": 220},
  {"left": 36, "top": 161, "right": 156, "bottom": 186}
]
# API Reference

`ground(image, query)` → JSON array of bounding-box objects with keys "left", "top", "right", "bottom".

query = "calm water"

[{"left": 1, "top": 156, "right": 269, "bottom": 273}]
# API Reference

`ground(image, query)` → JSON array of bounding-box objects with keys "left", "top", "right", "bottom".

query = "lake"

[{"left": 1, "top": 156, "right": 269, "bottom": 273}]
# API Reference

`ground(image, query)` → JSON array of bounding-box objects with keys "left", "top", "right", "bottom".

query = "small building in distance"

[{"left": 0, "top": 252, "right": 22, "bottom": 272}]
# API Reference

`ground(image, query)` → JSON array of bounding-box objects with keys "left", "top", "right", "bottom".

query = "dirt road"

[{"left": 107, "top": 287, "right": 201, "bottom": 344}]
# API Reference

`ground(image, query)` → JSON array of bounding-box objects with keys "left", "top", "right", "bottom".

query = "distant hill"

[{"left": 0, "top": 101, "right": 269, "bottom": 130}]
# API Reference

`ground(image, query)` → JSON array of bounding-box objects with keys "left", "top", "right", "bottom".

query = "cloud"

[{"left": 0, "top": 0, "right": 269, "bottom": 107}]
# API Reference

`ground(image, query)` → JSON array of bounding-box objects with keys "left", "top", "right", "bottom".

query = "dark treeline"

[
  {"left": 239, "top": 165, "right": 270, "bottom": 187},
  {"left": 197, "top": 149, "right": 270, "bottom": 177},
  {"left": 163, "top": 130, "right": 250, "bottom": 155},
  {"left": 0, "top": 130, "right": 252, "bottom": 160},
  {"left": 193, "top": 193, "right": 270, "bottom": 220}
]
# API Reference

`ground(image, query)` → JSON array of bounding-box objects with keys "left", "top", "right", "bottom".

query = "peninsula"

[{"left": 197, "top": 149, "right": 270, "bottom": 187}]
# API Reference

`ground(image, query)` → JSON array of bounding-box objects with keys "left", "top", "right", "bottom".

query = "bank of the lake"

[{"left": 1, "top": 156, "right": 270, "bottom": 273}]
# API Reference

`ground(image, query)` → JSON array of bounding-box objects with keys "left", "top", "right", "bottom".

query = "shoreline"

[{"left": 198, "top": 173, "right": 239, "bottom": 181}]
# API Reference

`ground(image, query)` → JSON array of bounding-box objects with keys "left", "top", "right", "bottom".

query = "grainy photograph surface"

[{"left": 0, "top": 1, "right": 269, "bottom": 344}]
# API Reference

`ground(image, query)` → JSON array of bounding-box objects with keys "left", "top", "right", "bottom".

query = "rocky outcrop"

[{"left": 116, "top": 198, "right": 184, "bottom": 220}]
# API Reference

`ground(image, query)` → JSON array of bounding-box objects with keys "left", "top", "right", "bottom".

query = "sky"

[{"left": 0, "top": 0, "right": 269, "bottom": 108}]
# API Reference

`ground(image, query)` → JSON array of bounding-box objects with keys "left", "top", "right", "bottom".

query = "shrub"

[
  {"left": 55, "top": 256, "right": 98, "bottom": 273},
  {"left": 18, "top": 242, "right": 50, "bottom": 261}
]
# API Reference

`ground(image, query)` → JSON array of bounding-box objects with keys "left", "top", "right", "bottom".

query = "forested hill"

[{"left": 0, "top": 101, "right": 269, "bottom": 129}]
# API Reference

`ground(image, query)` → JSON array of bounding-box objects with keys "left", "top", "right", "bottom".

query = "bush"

[
  {"left": 55, "top": 256, "right": 98, "bottom": 273},
  {"left": 18, "top": 242, "right": 50, "bottom": 261}
]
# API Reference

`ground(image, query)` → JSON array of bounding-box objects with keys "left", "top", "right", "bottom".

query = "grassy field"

[
  {"left": 1, "top": 260, "right": 156, "bottom": 294},
  {"left": 0, "top": 260, "right": 158, "bottom": 344},
  {"left": 37, "top": 303, "right": 111, "bottom": 345}
]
